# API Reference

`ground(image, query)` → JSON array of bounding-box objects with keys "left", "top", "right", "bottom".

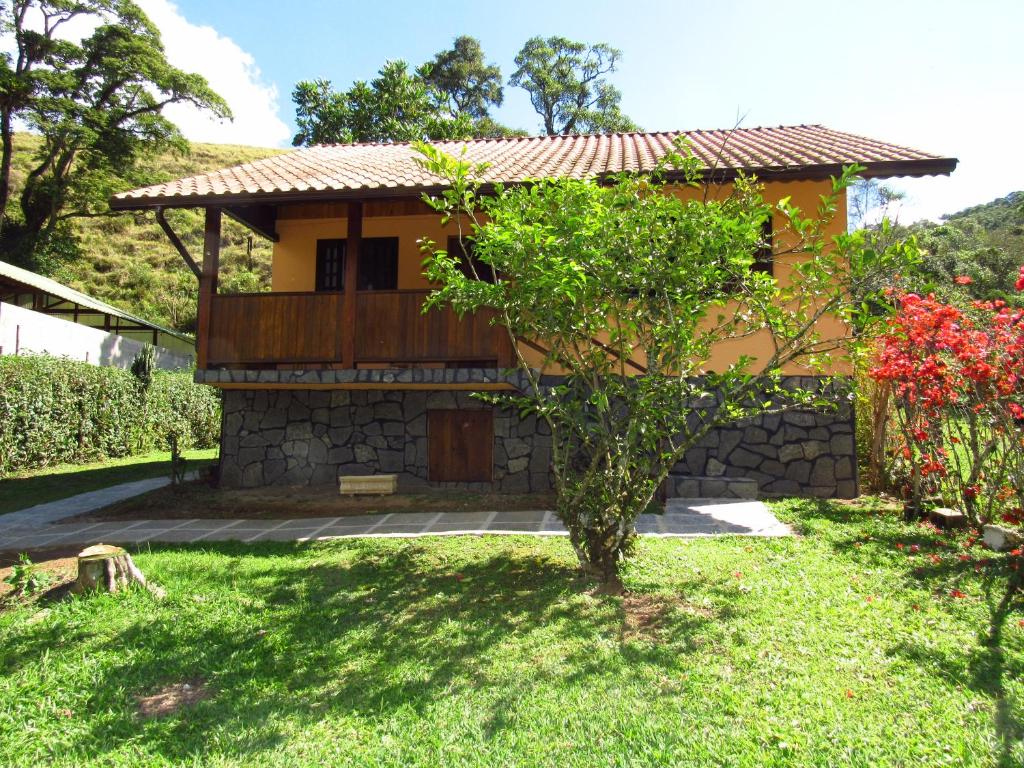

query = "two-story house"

[{"left": 111, "top": 125, "right": 956, "bottom": 497}]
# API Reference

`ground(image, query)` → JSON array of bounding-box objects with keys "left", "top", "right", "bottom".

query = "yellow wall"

[
  {"left": 270, "top": 180, "right": 848, "bottom": 374},
  {"left": 272, "top": 214, "right": 458, "bottom": 292}
]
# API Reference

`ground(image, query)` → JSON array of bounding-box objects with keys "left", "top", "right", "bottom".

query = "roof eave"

[{"left": 108, "top": 158, "right": 959, "bottom": 211}]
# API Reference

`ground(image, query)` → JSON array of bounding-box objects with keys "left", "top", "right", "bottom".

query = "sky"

[{"left": 132, "top": 0, "right": 1024, "bottom": 222}]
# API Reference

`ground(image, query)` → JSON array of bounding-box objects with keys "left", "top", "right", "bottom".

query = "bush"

[{"left": 0, "top": 355, "right": 220, "bottom": 476}]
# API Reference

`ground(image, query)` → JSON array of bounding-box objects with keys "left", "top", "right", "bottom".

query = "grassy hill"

[{"left": 7, "top": 133, "right": 286, "bottom": 333}]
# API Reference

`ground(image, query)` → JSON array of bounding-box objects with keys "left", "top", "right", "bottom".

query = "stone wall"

[
  {"left": 218, "top": 376, "right": 857, "bottom": 498},
  {"left": 219, "top": 389, "right": 552, "bottom": 492},
  {"left": 670, "top": 380, "right": 858, "bottom": 498}
]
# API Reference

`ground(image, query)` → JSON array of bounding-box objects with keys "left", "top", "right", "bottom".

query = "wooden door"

[{"left": 428, "top": 409, "right": 493, "bottom": 482}]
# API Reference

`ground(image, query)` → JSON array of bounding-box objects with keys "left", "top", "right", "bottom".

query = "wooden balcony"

[{"left": 204, "top": 289, "right": 512, "bottom": 369}]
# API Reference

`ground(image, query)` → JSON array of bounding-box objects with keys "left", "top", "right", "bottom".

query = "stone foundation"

[
  {"left": 217, "top": 376, "right": 857, "bottom": 498},
  {"left": 219, "top": 389, "right": 552, "bottom": 492},
  {"left": 670, "top": 377, "right": 858, "bottom": 498}
]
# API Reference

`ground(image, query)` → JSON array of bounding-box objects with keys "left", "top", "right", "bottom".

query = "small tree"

[
  {"left": 130, "top": 344, "right": 156, "bottom": 451},
  {"left": 871, "top": 282, "right": 1024, "bottom": 526},
  {"left": 416, "top": 143, "right": 918, "bottom": 589}
]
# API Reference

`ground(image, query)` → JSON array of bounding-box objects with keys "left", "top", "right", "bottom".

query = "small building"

[
  {"left": 0, "top": 259, "right": 194, "bottom": 370},
  {"left": 110, "top": 125, "right": 956, "bottom": 495}
]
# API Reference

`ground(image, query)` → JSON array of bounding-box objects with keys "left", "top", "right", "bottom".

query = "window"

[
  {"left": 752, "top": 215, "right": 773, "bottom": 277},
  {"left": 316, "top": 239, "right": 344, "bottom": 291},
  {"left": 314, "top": 237, "right": 400, "bottom": 292},
  {"left": 359, "top": 237, "right": 399, "bottom": 290},
  {"left": 447, "top": 236, "right": 496, "bottom": 283}
]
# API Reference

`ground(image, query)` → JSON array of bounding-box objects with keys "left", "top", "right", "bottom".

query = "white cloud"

[{"left": 136, "top": 0, "right": 290, "bottom": 147}]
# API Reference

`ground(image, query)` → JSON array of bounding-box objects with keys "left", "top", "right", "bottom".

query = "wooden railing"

[
  {"left": 207, "top": 292, "right": 344, "bottom": 366},
  {"left": 205, "top": 289, "right": 511, "bottom": 368},
  {"left": 355, "top": 290, "right": 511, "bottom": 365}
]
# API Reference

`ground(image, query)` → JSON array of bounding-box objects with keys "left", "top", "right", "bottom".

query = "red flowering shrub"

[{"left": 870, "top": 278, "right": 1024, "bottom": 528}]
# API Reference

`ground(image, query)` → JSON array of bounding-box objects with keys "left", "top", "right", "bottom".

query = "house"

[
  {"left": 110, "top": 125, "right": 956, "bottom": 496},
  {"left": 0, "top": 259, "right": 194, "bottom": 370}
]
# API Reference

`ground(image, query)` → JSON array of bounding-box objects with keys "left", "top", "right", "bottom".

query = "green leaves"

[
  {"left": 1, "top": 0, "right": 230, "bottom": 260},
  {"left": 509, "top": 36, "right": 638, "bottom": 136},
  {"left": 0, "top": 356, "right": 219, "bottom": 476},
  {"left": 416, "top": 141, "right": 920, "bottom": 584}
]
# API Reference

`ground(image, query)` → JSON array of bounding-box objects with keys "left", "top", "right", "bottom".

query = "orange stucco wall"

[
  {"left": 272, "top": 213, "right": 456, "bottom": 292},
  {"left": 270, "top": 179, "right": 847, "bottom": 374}
]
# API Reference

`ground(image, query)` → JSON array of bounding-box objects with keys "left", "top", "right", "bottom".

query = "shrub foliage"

[{"left": 0, "top": 355, "right": 220, "bottom": 476}]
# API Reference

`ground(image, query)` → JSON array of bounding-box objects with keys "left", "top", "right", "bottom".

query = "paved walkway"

[{"left": 0, "top": 479, "right": 790, "bottom": 552}]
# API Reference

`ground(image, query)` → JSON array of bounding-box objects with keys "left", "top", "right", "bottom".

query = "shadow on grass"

[
  {"left": 0, "top": 457, "right": 215, "bottom": 517},
  {"left": 1, "top": 538, "right": 728, "bottom": 764},
  {"left": 790, "top": 498, "right": 1024, "bottom": 767}
]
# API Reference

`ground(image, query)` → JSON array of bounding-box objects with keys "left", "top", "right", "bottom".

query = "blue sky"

[{"left": 139, "top": 0, "right": 1023, "bottom": 222}]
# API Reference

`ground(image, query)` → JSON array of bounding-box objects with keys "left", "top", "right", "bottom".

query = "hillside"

[
  {"left": 912, "top": 190, "right": 1024, "bottom": 300},
  {"left": 6, "top": 133, "right": 287, "bottom": 333}
]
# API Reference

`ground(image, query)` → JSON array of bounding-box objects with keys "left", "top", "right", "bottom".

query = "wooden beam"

[
  {"left": 225, "top": 204, "right": 279, "bottom": 242},
  {"left": 196, "top": 207, "right": 221, "bottom": 369},
  {"left": 341, "top": 201, "right": 362, "bottom": 366},
  {"left": 155, "top": 207, "right": 202, "bottom": 279}
]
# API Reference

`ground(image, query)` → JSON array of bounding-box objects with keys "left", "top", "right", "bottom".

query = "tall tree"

[
  {"left": 292, "top": 61, "right": 473, "bottom": 146},
  {"left": 509, "top": 36, "right": 638, "bottom": 135},
  {"left": 420, "top": 35, "right": 503, "bottom": 121},
  {"left": 0, "top": 0, "right": 230, "bottom": 266}
]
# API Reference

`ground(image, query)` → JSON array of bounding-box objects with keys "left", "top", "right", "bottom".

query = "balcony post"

[
  {"left": 196, "top": 207, "right": 221, "bottom": 369},
  {"left": 341, "top": 201, "right": 362, "bottom": 366}
]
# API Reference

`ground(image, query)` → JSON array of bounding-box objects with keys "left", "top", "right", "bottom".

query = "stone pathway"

[{"left": 0, "top": 480, "right": 790, "bottom": 552}]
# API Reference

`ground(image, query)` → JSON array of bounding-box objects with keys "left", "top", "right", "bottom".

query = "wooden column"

[
  {"left": 341, "top": 201, "right": 362, "bottom": 367},
  {"left": 196, "top": 207, "right": 221, "bottom": 369}
]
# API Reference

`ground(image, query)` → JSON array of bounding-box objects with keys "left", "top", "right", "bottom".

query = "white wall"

[{"left": 0, "top": 302, "right": 193, "bottom": 370}]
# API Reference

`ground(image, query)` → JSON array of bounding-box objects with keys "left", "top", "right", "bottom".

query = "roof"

[
  {"left": 0, "top": 259, "right": 192, "bottom": 342},
  {"left": 111, "top": 124, "right": 958, "bottom": 209}
]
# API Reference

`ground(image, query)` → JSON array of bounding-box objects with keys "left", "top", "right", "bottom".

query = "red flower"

[
  {"left": 949, "top": 589, "right": 967, "bottom": 599},
  {"left": 954, "top": 275, "right": 973, "bottom": 285}
]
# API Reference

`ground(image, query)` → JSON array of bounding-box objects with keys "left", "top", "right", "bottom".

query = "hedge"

[{"left": 0, "top": 355, "right": 220, "bottom": 476}]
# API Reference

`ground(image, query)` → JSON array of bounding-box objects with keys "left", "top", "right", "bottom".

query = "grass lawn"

[
  {"left": 0, "top": 450, "right": 219, "bottom": 517},
  {"left": 1, "top": 497, "right": 1022, "bottom": 766}
]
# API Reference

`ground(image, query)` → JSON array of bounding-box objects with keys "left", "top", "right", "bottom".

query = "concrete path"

[
  {"left": 0, "top": 473, "right": 199, "bottom": 532},
  {"left": 0, "top": 493, "right": 790, "bottom": 552}
]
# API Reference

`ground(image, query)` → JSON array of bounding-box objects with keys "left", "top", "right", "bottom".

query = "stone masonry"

[
  {"left": 217, "top": 375, "right": 857, "bottom": 499},
  {"left": 669, "top": 377, "right": 858, "bottom": 499},
  {"left": 220, "top": 389, "right": 552, "bottom": 492}
]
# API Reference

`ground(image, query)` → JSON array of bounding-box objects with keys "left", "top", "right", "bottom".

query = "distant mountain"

[{"left": 6, "top": 133, "right": 286, "bottom": 333}]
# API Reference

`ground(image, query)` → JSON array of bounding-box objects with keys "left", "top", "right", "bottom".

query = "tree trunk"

[
  {"left": 72, "top": 544, "right": 148, "bottom": 594},
  {"left": 0, "top": 108, "right": 13, "bottom": 232}
]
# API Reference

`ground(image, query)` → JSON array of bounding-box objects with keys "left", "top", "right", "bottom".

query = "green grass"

[
  {"left": 1, "top": 498, "right": 1022, "bottom": 766},
  {"left": 0, "top": 449, "right": 218, "bottom": 516}
]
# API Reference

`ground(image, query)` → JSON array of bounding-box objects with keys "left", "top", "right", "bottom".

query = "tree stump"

[{"left": 72, "top": 544, "right": 148, "bottom": 594}]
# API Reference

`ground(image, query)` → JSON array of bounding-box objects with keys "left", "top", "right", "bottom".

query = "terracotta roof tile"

[{"left": 111, "top": 124, "right": 957, "bottom": 208}]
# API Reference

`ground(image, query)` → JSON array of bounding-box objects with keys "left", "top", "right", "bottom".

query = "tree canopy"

[
  {"left": 0, "top": 0, "right": 230, "bottom": 269},
  {"left": 291, "top": 61, "right": 475, "bottom": 147},
  {"left": 291, "top": 37, "right": 524, "bottom": 146},
  {"left": 416, "top": 143, "right": 916, "bottom": 586},
  {"left": 291, "top": 34, "right": 637, "bottom": 145},
  {"left": 421, "top": 35, "right": 503, "bottom": 121},
  {"left": 509, "top": 36, "right": 638, "bottom": 135}
]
